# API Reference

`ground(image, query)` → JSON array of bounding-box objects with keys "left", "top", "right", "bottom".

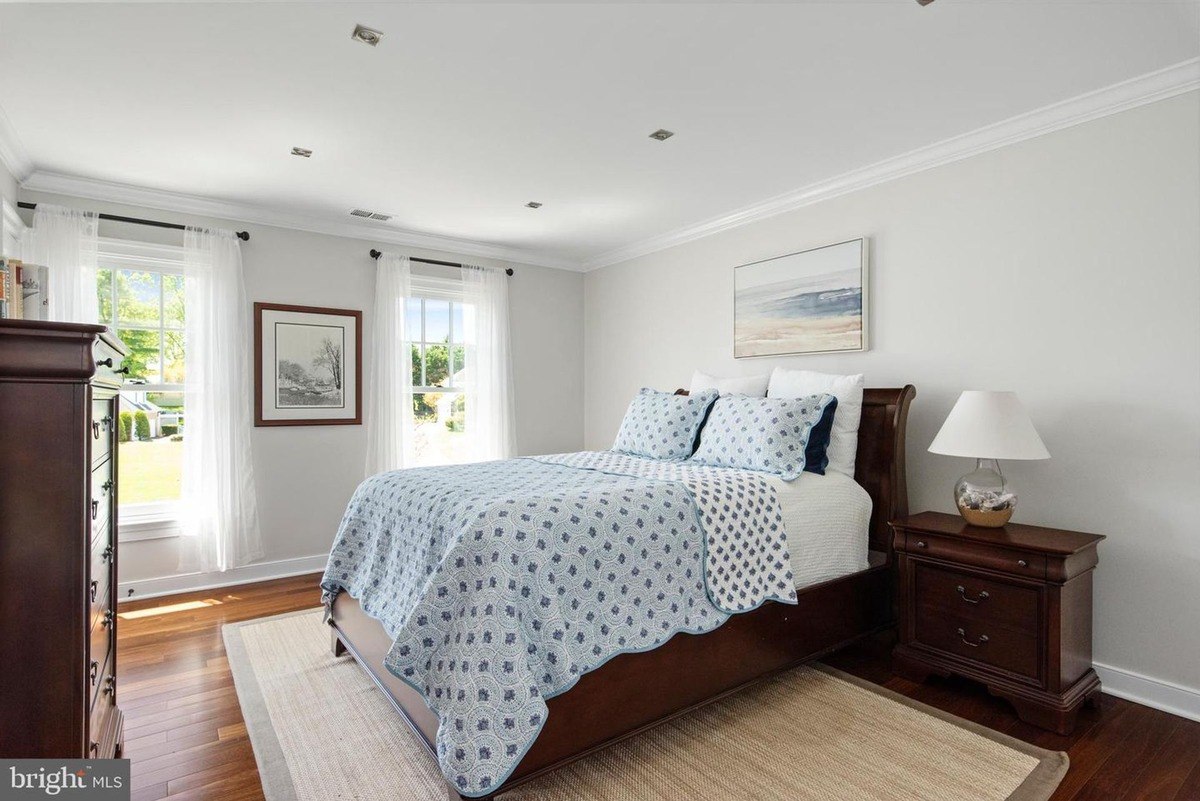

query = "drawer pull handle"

[
  {"left": 103, "top": 675, "right": 117, "bottom": 696},
  {"left": 1017, "top": 559, "right": 1029, "bottom": 568},
  {"left": 101, "top": 610, "right": 114, "bottom": 629},
  {"left": 101, "top": 480, "right": 113, "bottom": 494},
  {"left": 90, "top": 741, "right": 99, "bottom": 754},
  {"left": 90, "top": 660, "right": 99, "bottom": 685},
  {"left": 96, "top": 357, "right": 113, "bottom": 368},
  {"left": 916, "top": 540, "right": 928, "bottom": 549},
  {"left": 91, "top": 500, "right": 100, "bottom": 520},
  {"left": 956, "top": 627, "right": 989, "bottom": 647},
  {"left": 101, "top": 545, "right": 114, "bottom": 563},
  {"left": 90, "top": 580, "right": 99, "bottom": 603},
  {"left": 956, "top": 585, "right": 989, "bottom": 604},
  {"left": 114, "top": 366, "right": 130, "bottom": 375}
]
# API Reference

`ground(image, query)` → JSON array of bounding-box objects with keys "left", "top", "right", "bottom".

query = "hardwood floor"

[{"left": 117, "top": 573, "right": 1200, "bottom": 801}]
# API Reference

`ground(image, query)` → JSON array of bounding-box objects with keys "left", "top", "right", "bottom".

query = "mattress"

[{"left": 768, "top": 470, "right": 872, "bottom": 590}]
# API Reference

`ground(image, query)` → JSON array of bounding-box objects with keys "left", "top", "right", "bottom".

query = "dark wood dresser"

[
  {"left": 0, "top": 320, "right": 127, "bottom": 758},
  {"left": 892, "top": 511, "right": 1105, "bottom": 735}
]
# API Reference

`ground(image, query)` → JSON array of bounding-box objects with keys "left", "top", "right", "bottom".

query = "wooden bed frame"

[{"left": 329, "top": 385, "right": 916, "bottom": 800}]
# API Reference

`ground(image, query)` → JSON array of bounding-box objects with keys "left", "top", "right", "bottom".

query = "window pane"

[
  {"left": 97, "top": 269, "right": 114, "bottom": 324},
  {"left": 163, "top": 330, "right": 185, "bottom": 384},
  {"left": 163, "top": 274, "right": 185, "bottom": 328},
  {"left": 117, "top": 328, "right": 161, "bottom": 383},
  {"left": 406, "top": 298, "right": 422, "bottom": 342},
  {"left": 117, "top": 270, "right": 161, "bottom": 327},
  {"left": 411, "top": 392, "right": 468, "bottom": 466},
  {"left": 450, "top": 345, "right": 466, "bottom": 387},
  {"left": 424, "top": 299, "right": 450, "bottom": 343},
  {"left": 451, "top": 303, "right": 465, "bottom": 343},
  {"left": 117, "top": 390, "right": 183, "bottom": 505},
  {"left": 424, "top": 343, "right": 449, "bottom": 387}
]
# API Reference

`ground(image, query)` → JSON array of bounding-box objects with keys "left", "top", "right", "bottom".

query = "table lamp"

[{"left": 928, "top": 391, "right": 1050, "bottom": 527}]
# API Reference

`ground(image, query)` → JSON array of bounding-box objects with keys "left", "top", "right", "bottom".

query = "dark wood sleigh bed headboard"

[{"left": 676, "top": 385, "right": 916, "bottom": 558}]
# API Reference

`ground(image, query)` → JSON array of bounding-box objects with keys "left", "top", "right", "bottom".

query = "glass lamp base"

[{"left": 954, "top": 459, "right": 1016, "bottom": 528}]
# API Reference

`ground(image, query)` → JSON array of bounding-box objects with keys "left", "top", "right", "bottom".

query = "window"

[
  {"left": 407, "top": 279, "right": 473, "bottom": 466},
  {"left": 95, "top": 239, "right": 186, "bottom": 531}
]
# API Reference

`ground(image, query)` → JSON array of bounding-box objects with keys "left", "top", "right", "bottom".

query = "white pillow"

[
  {"left": 689, "top": 370, "right": 769, "bottom": 398},
  {"left": 767, "top": 368, "right": 864, "bottom": 477}
]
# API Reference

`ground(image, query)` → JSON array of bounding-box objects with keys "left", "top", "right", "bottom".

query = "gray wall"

[
  {"left": 583, "top": 92, "right": 1200, "bottom": 692},
  {"left": 19, "top": 189, "right": 586, "bottom": 581}
]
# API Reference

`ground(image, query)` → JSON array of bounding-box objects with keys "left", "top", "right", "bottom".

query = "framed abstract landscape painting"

[
  {"left": 254, "top": 302, "right": 362, "bottom": 426},
  {"left": 734, "top": 237, "right": 869, "bottom": 358}
]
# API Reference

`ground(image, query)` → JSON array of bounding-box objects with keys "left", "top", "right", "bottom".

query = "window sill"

[{"left": 119, "top": 514, "right": 182, "bottom": 543}]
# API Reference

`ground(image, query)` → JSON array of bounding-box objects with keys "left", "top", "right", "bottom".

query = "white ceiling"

[{"left": 1, "top": 2, "right": 1197, "bottom": 269}]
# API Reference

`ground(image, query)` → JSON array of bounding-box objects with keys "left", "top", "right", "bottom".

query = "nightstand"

[{"left": 891, "top": 511, "right": 1105, "bottom": 735}]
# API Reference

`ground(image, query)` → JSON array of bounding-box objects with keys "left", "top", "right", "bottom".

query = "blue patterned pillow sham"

[
  {"left": 612, "top": 387, "right": 719, "bottom": 460},
  {"left": 691, "top": 393, "right": 837, "bottom": 480}
]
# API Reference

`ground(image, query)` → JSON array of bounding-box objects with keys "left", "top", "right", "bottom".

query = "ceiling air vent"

[{"left": 350, "top": 209, "right": 392, "bottom": 222}]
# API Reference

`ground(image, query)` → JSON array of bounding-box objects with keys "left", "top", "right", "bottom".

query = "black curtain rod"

[
  {"left": 370, "top": 249, "right": 513, "bottom": 276},
  {"left": 17, "top": 201, "right": 250, "bottom": 241}
]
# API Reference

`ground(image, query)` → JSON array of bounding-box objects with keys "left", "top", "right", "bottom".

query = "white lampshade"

[{"left": 929, "top": 391, "right": 1050, "bottom": 460}]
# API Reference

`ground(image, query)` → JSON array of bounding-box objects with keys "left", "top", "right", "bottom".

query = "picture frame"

[
  {"left": 733, "top": 237, "right": 869, "bottom": 358},
  {"left": 254, "top": 302, "right": 362, "bottom": 426}
]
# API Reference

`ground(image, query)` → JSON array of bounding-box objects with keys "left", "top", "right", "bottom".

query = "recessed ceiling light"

[
  {"left": 649, "top": 129, "right": 675, "bottom": 141},
  {"left": 525, "top": 201, "right": 543, "bottom": 209},
  {"left": 291, "top": 147, "right": 313, "bottom": 158},
  {"left": 352, "top": 24, "right": 384, "bottom": 47}
]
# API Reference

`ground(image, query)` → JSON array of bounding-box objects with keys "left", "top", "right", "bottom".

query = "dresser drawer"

[
  {"left": 911, "top": 560, "right": 1041, "bottom": 636},
  {"left": 88, "top": 561, "right": 112, "bottom": 636},
  {"left": 88, "top": 653, "right": 118, "bottom": 758},
  {"left": 89, "top": 594, "right": 115, "bottom": 674},
  {"left": 90, "top": 398, "right": 116, "bottom": 467},
  {"left": 89, "top": 644, "right": 114, "bottom": 713},
  {"left": 90, "top": 457, "right": 114, "bottom": 543},
  {"left": 91, "top": 534, "right": 115, "bottom": 591},
  {"left": 92, "top": 339, "right": 126, "bottom": 390},
  {"left": 913, "top": 606, "right": 1041, "bottom": 681},
  {"left": 905, "top": 532, "right": 1046, "bottom": 578}
]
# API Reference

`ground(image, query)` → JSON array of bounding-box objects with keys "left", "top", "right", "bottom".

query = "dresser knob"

[
  {"left": 101, "top": 480, "right": 113, "bottom": 494},
  {"left": 957, "top": 627, "right": 989, "bottom": 647},
  {"left": 956, "top": 585, "right": 989, "bottom": 604},
  {"left": 101, "top": 545, "right": 114, "bottom": 563},
  {"left": 103, "top": 675, "right": 117, "bottom": 696},
  {"left": 90, "top": 741, "right": 99, "bottom": 754},
  {"left": 96, "top": 358, "right": 113, "bottom": 368},
  {"left": 1017, "top": 559, "right": 1029, "bottom": 568},
  {"left": 89, "top": 660, "right": 99, "bottom": 685},
  {"left": 916, "top": 541, "right": 927, "bottom": 549},
  {"left": 101, "top": 610, "right": 114, "bottom": 628}
]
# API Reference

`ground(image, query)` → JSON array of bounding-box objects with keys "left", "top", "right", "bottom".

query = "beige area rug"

[{"left": 224, "top": 610, "right": 1066, "bottom": 801}]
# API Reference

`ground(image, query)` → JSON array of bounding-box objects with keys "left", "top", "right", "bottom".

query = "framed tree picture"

[
  {"left": 734, "top": 237, "right": 869, "bottom": 358},
  {"left": 254, "top": 302, "right": 362, "bottom": 426}
]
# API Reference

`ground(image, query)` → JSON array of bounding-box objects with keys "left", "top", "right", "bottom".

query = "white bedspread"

[{"left": 768, "top": 471, "right": 872, "bottom": 589}]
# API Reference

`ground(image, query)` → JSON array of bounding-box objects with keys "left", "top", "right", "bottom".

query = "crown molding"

[
  {"left": 580, "top": 58, "right": 1200, "bottom": 272},
  {"left": 0, "top": 103, "right": 34, "bottom": 183},
  {"left": 19, "top": 170, "right": 583, "bottom": 272}
]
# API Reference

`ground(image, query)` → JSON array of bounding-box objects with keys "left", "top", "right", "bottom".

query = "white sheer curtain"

[
  {"left": 462, "top": 264, "right": 516, "bottom": 461},
  {"left": 364, "top": 253, "right": 415, "bottom": 476},
  {"left": 179, "top": 227, "right": 262, "bottom": 573},
  {"left": 25, "top": 204, "right": 99, "bottom": 323}
]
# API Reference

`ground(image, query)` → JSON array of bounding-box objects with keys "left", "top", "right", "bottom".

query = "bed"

[{"left": 326, "top": 385, "right": 915, "bottom": 800}]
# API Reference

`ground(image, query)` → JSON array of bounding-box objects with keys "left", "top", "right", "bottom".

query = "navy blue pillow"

[{"left": 803, "top": 396, "right": 838, "bottom": 475}]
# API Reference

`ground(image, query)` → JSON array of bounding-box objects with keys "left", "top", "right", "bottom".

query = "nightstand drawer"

[
  {"left": 912, "top": 609, "right": 1041, "bottom": 681},
  {"left": 905, "top": 532, "right": 1046, "bottom": 578},
  {"left": 912, "top": 561, "right": 1040, "bottom": 635}
]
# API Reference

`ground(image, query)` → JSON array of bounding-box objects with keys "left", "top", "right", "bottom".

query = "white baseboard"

[
  {"left": 1094, "top": 661, "right": 1200, "bottom": 723},
  {"left": 117, "top": 553, "right": 327, "bottom": 602}
]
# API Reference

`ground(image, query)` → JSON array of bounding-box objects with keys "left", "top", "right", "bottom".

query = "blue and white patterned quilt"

[{"left": 320, "top": 451, "right": 797, "bottom": 797}]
